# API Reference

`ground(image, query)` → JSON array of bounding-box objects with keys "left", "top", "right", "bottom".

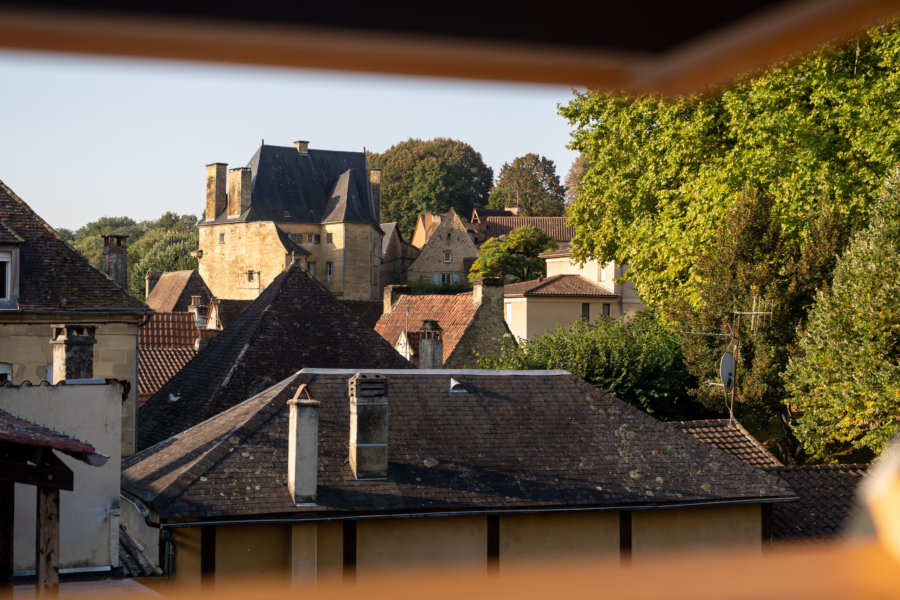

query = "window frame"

[
  {"left": 326, "top": 261, "right": 334, "bottom": 279},
  {"left": 0, "top": 252, "right": 9, "bottom": 302},
  {"left": 443, "top": 250, "right": 452, "bottom": 263}
]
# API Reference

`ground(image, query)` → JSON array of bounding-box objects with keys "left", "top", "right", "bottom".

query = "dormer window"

[
  {"left": 0, "top": 238, "right": 21, "bottom": 310},
  {"left": 0, "top": 252, "right": 10, "bottom": 301}
]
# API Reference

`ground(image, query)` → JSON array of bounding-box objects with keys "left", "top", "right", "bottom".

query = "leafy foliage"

[
  {"left": 486, "top": 153, "right": 565, "bottom": 216},
  {"left": 468, "top": 226, "right": 557, "bottom": 283},
  {"left": 368, "top": 138, "right": 493, "bottom": 237},
  {"left": 128, "top": 228, "right": 199, "bottom": 299},
  {"left": 784, "top": 173, "right": 900, "bottom": 462},
  {"left": 478, "top": 311, "right": 708, "bottom": 421},
  {"left": 559, "top": 24, "right": 900, "bottom": 314},
  {"left": 564, "top": 154, "right": 593, "bottom": 206}
]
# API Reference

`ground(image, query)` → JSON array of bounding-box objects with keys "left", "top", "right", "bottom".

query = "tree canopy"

[
  {"left": 468, "top": 225, "right": 557, "bottom": 283},
  {"left": 486, "top": 153, "right": 565, "bottom": 216},
  {"left": 368, "top": 138, "right": 493, "bottom": 237},
  {"left": 784, "top": 173, "right": 900, "bottom": 462},
  {"left": 477, "top": 311, "right": 708, "bottom": 421}
]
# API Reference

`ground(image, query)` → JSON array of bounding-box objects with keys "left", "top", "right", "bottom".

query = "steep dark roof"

[
  {"left": 145, "top": 270, "right": 213, "bottom": 313},
  {"left": 210, "top": 299, "right": 252, "bottom": 329},
  {"left": 137, "top": 262, "right": 412, "bottom": 449},
  {"left": 672, "top": 419, "right": 783, "bottom": 469},
  {"left": 0, "top": 181, "right": 149, "bottom": 314},
  {"left": 123, "top": 370, "right": 794, "bottom": 520},
  {"left": 201, "top": 145, "right": 377, "bottom": 226},
  {"left": 504, "top": 274, "right": 617, "bottom": 298},
  {"left": 768, "top": 464, "right": 869, "bottom": 541},
  {"left": 340, "top": 299, "right": 382, "bottom": 329},
  {"left": 0, "top": 219, "right": 24, "bottom": 244},
  {"left": 484, "top": 216, "right": 575, "bottom": 244}
]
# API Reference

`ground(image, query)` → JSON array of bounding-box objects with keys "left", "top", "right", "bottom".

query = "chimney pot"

[
  {"left": 227, "top": 167, "right": 252, "bottom": 218},
  {"left": 205, "top": 163, "right": 227, "bottom": 221},
  {"left": 50, "top": 324, "right": 97, "bottom": 383},
  {"left": 145, "top": 270, "right": 162, "bottom": 298},
  {"left": 382, "top": 284, "right": 409, "bottom": 315},
  {"left": 288, "top": 385, "right": 319, "bottom": 503},
  {"left": 294, "top": 140, "right": 309, "bottom": 154},
  {"left": 418, "top": 320, "right": 443, "bottom": 369},
  {"left": 349, "top": 373, "right": 388, "bottom": 479}
]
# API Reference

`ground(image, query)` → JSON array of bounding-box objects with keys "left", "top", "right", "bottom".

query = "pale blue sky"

[{"left": 0, "top": 49, "right": 581, "bottom": 230}]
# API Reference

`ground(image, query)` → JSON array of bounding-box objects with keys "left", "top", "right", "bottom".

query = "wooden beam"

[
  {"left": 0, "top": 456, "right": 73, "bottom": 491},
  {"left": 35, "top": 485, "right": 60, "bottom": 597},
  {"left": 0, "top": 480, "right": 13, "bottom": 593}
]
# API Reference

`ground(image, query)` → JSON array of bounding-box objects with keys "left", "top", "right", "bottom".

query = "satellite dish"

[{"left": 719, "top": 352, "right": 735, "bottom": 389}]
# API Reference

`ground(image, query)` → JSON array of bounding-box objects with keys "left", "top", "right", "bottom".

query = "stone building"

[
  {"left": 196, "top": 140, "right": 383, "bottom": 301},
  {"left": 380, "top": 222, "right": 419, "bottom": 286},
  {"left": 406, "top": 209, "right": 478, "bottom": 285},
  {"left": 0, "top": 179, "right": 150, "bottom": 455}
]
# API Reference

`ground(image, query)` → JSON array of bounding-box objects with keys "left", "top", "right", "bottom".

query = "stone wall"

[{"left": 407, "top": 211, "right": 478, "bottom": 285}]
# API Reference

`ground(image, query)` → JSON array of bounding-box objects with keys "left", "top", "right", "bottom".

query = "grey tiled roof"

[
  {"left": 124, "top": 370, "right": 794, "bottom": 521},
  {"left": 137, "top": 262, "right": 412, "bottom": 450},
  {"left": 672, "top": 419, "right": 782, "bottom": 468}
]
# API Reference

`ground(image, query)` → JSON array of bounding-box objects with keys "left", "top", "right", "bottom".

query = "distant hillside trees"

[
  {"left": 486, "top": 153, "right": 565, "bottom": 216},
  {"left": 368, "top": 138, "right": 493, "bottom": 238}
]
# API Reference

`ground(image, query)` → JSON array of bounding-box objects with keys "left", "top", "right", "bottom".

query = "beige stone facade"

[{"left": 406, "top": 209, "right": 479, "bottom": 285}]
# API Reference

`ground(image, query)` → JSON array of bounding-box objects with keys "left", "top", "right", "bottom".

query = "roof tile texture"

[
  {"left": 145, "top": 270, "right": 213, "bottom": 313},
  {"left": 139, "top": 312, "right": 201, "bottom": 348},
  {"left": 672, "top": 419, "right": 783, "bottom": 468},
  {"left": 375, "top": 294, "right": 479, "bottom": 363},
  {"left": 504, "top": 274, "right": 618, "bottom": 298},
  {"left": 484, "top": 216, "right": 575, "bottom": 244}
]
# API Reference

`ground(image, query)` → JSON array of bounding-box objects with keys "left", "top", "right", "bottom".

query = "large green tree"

[
  {"left": 368, "top": 138, "right": 493, "bottom": 237},
  {"left": 784, "top": 174, "right": 900, "bottom": 462},
  {"left": 478, "top": 311, "right": 708, "bottom": 421},
  {"left": 559, "top": 23, "right": 900, "bottom": 314},
  {"left": 486, "top": 153, "right": 565, "bottom": 216},
  {"left": 468, "top": 225, "right": 557, "bottom": 283}
]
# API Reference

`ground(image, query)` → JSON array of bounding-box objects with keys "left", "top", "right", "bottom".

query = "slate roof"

[
  {"left": 375, "top": 293, "right": 479, "bottom": 363},
  {"left": 0, "top": 180, "right": 149, "bottom": 314},
  {"left": 768, "top": 464, "right": 869, "bottom": 541},
  {"left": 484, "top": 216, "right": 575, "bottom": 244},
  {"left": 0, "top": 408, "right": 99, "bottom": 463},
  {"left": 144, "top": 270, "right": 213, "bottom": 313},
  {"left": 122, "top": 369, "right": 795, "bottom": 521},
  {"left": 504, "top": 274, "right": 618, "bottom": 298},
  {"left": 672, "top": 419, "right": 783, "bottom": 469},
  {"left": 0, "top": 219, "right": 24, "bottom": 244},
  {"left": 118, "top": 525, "right": 162, "bottom": 577},
  {"left": 201, "top": 145, "right": 377, "bottom": 226},
  {"left": 137, "top": 262, "right": 412, "bottom": 450},
  {"left": 341, "top": 300, "right": 383, "bottom": 329}
]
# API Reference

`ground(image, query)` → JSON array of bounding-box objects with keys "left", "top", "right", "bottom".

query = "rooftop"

[
  {"left": 375, "top": 293, "right": 480, "bottom": 364},
  {"left": 504, "top": 274, "right": 618, "bottom": 298}
]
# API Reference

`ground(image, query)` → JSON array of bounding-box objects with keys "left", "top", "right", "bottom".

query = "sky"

[{"left": 0, "top": 49, "right": 582, "bottom": 231}]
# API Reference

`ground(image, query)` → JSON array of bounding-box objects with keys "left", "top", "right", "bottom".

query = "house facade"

[
  {"left": 122, "top": 369, "right": 793, "bottom": 585},
  {"left": 196, "top": 141, "right": 383, "bottom": 301},
  {"left": 406, "top": 209, "right": 478, "bottom": 286}
]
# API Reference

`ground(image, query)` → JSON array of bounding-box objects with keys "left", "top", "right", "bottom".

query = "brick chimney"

[
  {"left": 382, "top": 284, "right": 409, "bottom": 315},
  {"left": 145, "top": 270, "right": 162, "bottom": 298},
  {"left": 348, "top": 373, "right": 388, "bottom": 479},
  {"left": 101, "top": 235, "right": 128, "bottom": 289},
  {"left": 50, "top": 325, "right": 97, "bottom": 383},
  {"left": 227, "top": 167, "right": 252, "bottom": 218},
  {"left": 287, "top": 385, "right": 319, "bottom": 503},
  {"left": 473, "top": 277, "right": 504, "bottom": 316},
  {"left": 370, "top": 168, "right": 382, "bottom": 221},
  {"left": 294, "top": 140, "right": 309, "bottom": 155},
  {"left": 418, "top": 320, "right": 443, "bottom": 369},
  {"left": 205, "top": 162, "right": 227, "bottom": 220}
]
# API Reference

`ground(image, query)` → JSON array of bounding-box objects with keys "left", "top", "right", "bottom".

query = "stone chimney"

[
  {"left": 348, "top": 373, "right": 388, "bottom": 479},
  {"left": 227, "top": 167, "right": 252, "bottom": 218},
  {"left": 188, "top": 295, "right": 206, "bottom": 327},
  {"left": 473, "top": 277, "right": 504, "bottom": 317},
  {"left": 101, "top": 235, "right": 128, "bottom": 288},
  {"left": 294, "top": 140, "right": 309, "bottom": 155},
  {"left": 287, "top": 384, "right": 320, "bottom": 503},
  {"left": 382, "top": 284, "right": 409, "bottom": 315},
  {"left": 205, "top": 162, "right": 227, "bottom": 220},
  {"left": 370, "top": 168, "right": 382, "bottom": 221},
  {"left": 50, "top": 325, "right": 97, "bottom": 383},
  {"left": 418, "top": 320, "right": 443, "bottom": 369},
  {"left": 145, "top": 270, "right": 162, "bottom": 298}
]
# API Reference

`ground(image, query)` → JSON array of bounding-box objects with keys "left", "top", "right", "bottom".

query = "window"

[
  {"left": 326, "top": 262, "right": 333, "bottom": 279},
  {"left": 314, "top": 234, "right": 321, "bottom": 244},
  {"left": 219, "top": 233, "right": 225, "bottom": 244},
  {"left": 0, "top": 363, "right": 10, "bottom": 384},
  {"left": 581, "top": 303, "right": 590, "bottom": 320},
  {"left": 602, "top": 303, "right": 611, "bottom": 317},
  {"left": 247, "top": 270, "right": 255, "bottom": 282},
  {"left": 441, "top": 273, "right": 454, "bottom": 285},
  {"left": 327, "top": 233, "right": 333, "bottom": 244},
  {"left": 0, "top": 252, "right": 9, "bottom": 301},
  {"left": 307, "top": 233, "right": 315, "bottom": 244},
  {"left": 307, "top": 262, "right": 315, "bottom": 276},
  {"left": 443, "top": 250, "right": 452, "bottom": 263}
]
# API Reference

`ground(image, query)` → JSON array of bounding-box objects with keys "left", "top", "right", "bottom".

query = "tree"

[
  {"left": 784, "top": 173, "right": 900, "bottom": 462},
  {"left": 128, "top": 228, "right": 199, "bottom": 299},
  {"left": 558, "top": 23, "right": 900, "bottom": 315},
  {"left": 468, "top": 225, "right": 557, "bottom": 283},
  {"left": 477, "top": 311, "right": 708, "bottom": 421},
  {"left": 564, "top": 154, "right": 593, "bottom": 206},
  {"left": 486, "top": 153, "right": 565, "bottom": 216},
  {"left": 368, "top": 138, "right": 493, "bottom": 237}
]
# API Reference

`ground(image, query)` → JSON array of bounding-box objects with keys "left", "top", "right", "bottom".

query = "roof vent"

[{"left": 449, "top": 378, "right": 468, "bottom": 393}]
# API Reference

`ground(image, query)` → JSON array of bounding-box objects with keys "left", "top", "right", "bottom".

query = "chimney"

[
  {"left": 227, "top": 167, "right": 252, "bottom": 218},
  {"left": 382, "top": 284, "right": 409, "bottom": 315},
  {"left": 145, "top": 270, "right": 162, "bottom": 298},
  {"left": 348, "top": 373, "right": 388, "bottom": 479},
  {"left": 101, "top": 235, "right": 128, "bottom": 288},
  {"left": 288, "top": 385, "right": 320, "bottom": 503},
  {"left": 370, "top": 168, "right": 382, "bottom": 221},
  {"left": 205, "top": 163, "right": 227, "bottom": 220},
  {"left": 294, "top": 140, "right": 309, "bottom": 155},
  {"left": 188, "top": 295, "right": 206, "bottom": 327},
  {"left": 473, "top": 277, "right": 504, "bottom": 317},
  {"left": 418, "top": 320, "right": 443, "bottom": 369},
  {"left": 50, "top": 325, "right": 97, "bottom": 383}
]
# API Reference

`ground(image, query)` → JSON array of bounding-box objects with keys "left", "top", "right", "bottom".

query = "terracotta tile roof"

[
  {"left": 210, "top": 299, "right": 252, "bottom": 329},
  {"left": 145, "top": 270, "right": 213, "bottom": 313},
  {"left": 341, "top": 300, "right": 382, "bottom": 329},
  {"left": 123, "top": 370, "right": 794, "bottom": 520},
  {"left": 672, "top": 419, "right": 783, "bottom": 469},
  {"left": 484, "top": 216, "right": 575, "bottom": 244},
  {"left": 767, "top": 464, "right": 869, "bottom": 541},
  {"left": 504, "top": 274, "right": 618, "bottom": 298},
  {"left": 0, "top": 408, "right": 97, "bottom": 459},
  {"left": 138, "top": 347, "right": 197, "bottom": 405},
  {"left": 375, "top": 293, "right": 479, "bottom": 363},
  {"left": 137, "top": 262, "right": 412, "bottom": 450},
  {"left": 139, "top": 312, "right": 201, "bottom": 348},
  {"left": 0, "top": 180, "right": 149, "bottom": 314}
]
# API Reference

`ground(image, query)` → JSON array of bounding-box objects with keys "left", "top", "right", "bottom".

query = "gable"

[{"left": 409, "top": 211, "right": 478, "bottom": 276}]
